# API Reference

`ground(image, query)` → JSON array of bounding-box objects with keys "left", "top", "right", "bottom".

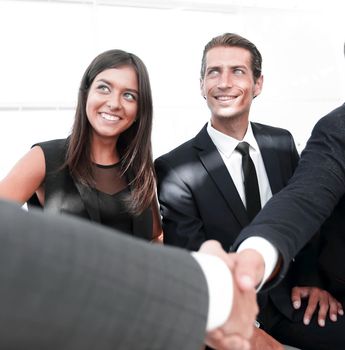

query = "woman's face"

[{"left": 86, "top": 65, "right": 139, "bottom": 141}]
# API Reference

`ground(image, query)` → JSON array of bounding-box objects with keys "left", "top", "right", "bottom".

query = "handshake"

[{"left": 199, "top": 241, "right": 265, "bottom": 350}]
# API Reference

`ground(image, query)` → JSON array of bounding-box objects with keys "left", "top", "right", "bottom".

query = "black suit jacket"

[
  {"left": 155, "top": 122, "right": 298, "bottom": 251},
  {"left": 235, "top": 103, "right": 345, "bottom": 294},
  {"left": 155, "top": 122, "right": 304, "bottom": 327},
  {"left": 27, "top": 139, "right": 153, "bottom": 241}
]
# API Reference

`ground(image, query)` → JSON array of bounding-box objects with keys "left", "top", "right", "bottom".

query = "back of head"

[{"left": 200, "top": 33, "right": 262, "bottom": 82}]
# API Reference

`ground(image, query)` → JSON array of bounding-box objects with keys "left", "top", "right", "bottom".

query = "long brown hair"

[{"left": 65, "top": 49, "right": 155, "bottom": 215}]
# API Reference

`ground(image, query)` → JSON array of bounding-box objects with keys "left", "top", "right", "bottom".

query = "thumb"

[{"left": 233, "top": 249, "right": 265, "bottom": 291}]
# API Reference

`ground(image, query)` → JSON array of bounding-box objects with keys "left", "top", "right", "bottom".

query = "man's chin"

[{"left": 216, "top": 112, "right": 240, "bottom": 119}]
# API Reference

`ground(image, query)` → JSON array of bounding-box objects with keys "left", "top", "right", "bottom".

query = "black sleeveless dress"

[{"left": 27, "top": 138, "right": 153, "bottom": 241}]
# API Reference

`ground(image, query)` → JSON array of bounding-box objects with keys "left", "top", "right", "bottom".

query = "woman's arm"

[
  {"left": 0, "top": 146, "right": 46, "bottom": 204},
  {"left": 151, "top": 195, "right": 163, "bottom": 243}
]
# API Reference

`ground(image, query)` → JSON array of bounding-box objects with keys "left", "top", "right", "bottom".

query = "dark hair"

[
  {"left": 65, "top": 49, "right": 155, "bottom": 215},
  {"left": 200, "top": 33, "right": 262, "bottom": 81}
]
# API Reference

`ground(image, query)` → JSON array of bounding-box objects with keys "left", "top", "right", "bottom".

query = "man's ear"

[
  {"left": 253, "top": 74, "right": 264, "bottom": 98},
  {"left": 200, "top": 78, "right": 206, "bottom": 99}
]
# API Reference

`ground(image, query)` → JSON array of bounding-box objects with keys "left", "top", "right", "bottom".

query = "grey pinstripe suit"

[{"left": 0, "top": 200, "right": 208, "bottom": 350}]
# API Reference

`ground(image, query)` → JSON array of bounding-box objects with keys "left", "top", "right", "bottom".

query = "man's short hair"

[{"left": 200, "top": 33, "right": 262, "bottom": 82}]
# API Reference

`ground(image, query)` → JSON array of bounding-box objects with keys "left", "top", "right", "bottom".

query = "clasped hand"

[{"left": 199, "top": 241, "right": 265, "bottom": 350}]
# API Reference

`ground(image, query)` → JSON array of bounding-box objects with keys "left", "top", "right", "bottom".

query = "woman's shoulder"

[
  {"left": 32, "top": 138, "right": 69, "bottom": 168},
  {"left": 32, "top": 138, "right": 68, "bottom": 151}
]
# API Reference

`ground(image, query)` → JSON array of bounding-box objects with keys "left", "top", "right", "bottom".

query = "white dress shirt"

[
  {"left": 192, "top": 252, "right": 234, "bottom": 331},
  {"left": 206, "top": 121, "right": 272, "bottom": 208}
]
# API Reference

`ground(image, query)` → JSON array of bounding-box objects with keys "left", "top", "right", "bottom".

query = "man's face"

[{"left": 201, "top": 46, "right": 263, "bottom": 122}]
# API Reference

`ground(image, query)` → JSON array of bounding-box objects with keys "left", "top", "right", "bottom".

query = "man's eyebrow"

[
  {"left": 232, "top": 64, "right": 247, "bottom": 68},
  {"left": 206, "top": 65, "right": 221, "bottom": 71},
  {"left": 206, "top": 64, "right": 249, "bottom": 71}
]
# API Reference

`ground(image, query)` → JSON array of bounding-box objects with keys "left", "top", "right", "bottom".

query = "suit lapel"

[
  {"left": 194, "top": 125, "right": 249, "bottom": 227},
  {"left": 252, "top": 123, "right": 284, "bottom": 194}
]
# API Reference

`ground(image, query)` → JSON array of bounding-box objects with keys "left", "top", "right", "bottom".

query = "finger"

[
  {"left": 206, "top": 331, "right": 251, "bottom": 350},
  {"left": 328, "top": 293, "right": 343, "bottom": 322},
  {"left": 328, "top": 297, "right": 340, "bottom": 322},
  {"left": 218, "top": 334, "right": 251, "bottom": 350},
  {"left": 199, "top": 240, "right": 236, "bottom": 270},
  {"left": 199, "top": 240, "right": 224, "bottom": 255},
  {"left": 291, "top": 287, "right": 307, "bottom": 309},
  {"left": 225, "top": 252, "right": 237, "bottom": 270},
  {"left": 338, "top": 302, "right": 344, "bottom": 316},
  {"left": 303, "top": 292, "right": 319, "bottom": 325},
  {"left": 234, "top": 249, "right": 265, "bottom": 291},
  {"left": 318, "top": 298, "right": 329, "bottom": 327},
  {"left": 205, "top": 328, "right": 225, "bottom": 349}
]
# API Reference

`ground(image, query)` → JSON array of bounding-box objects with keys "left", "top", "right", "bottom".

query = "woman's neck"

[{"left": 90, "top": 136, "right": 119, "bottom": 166}]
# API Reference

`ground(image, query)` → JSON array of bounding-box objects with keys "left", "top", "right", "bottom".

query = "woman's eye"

[
  {"left": 124, "top": 92, "right": 137, "bottom": 101},
  {"left": 97, "top": 84, "right": 110, "bottom": 93}
]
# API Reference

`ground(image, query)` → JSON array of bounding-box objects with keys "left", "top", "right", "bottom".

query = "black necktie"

[{"left": 236, "top": 141, "right": 261, "bottom": 221}]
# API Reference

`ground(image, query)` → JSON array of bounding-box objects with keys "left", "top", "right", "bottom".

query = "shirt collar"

[{"left": 207, "top": 121, "right": 259, "bottom": 158}]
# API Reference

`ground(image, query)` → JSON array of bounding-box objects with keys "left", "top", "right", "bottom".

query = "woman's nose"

[{"left": 107, "top": 93, "right": 121, "bottom": 110}]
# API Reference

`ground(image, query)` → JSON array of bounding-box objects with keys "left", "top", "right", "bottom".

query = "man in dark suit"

[
  {"left": 230, "top": 44, "right": 345, "bottom": 349},
  {"left": 0, "top": 199, "right": 258, "bottom": 350},
  {"left": 155, "top": 33, "right": 342, "bottom": 350},
  {"left": 234, "top": 101, "right": 345, "bottom": 349}
]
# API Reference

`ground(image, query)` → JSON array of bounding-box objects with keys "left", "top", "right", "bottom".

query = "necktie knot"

[{"left": 236, "top": 141, "right": 250, "bottom": 156}]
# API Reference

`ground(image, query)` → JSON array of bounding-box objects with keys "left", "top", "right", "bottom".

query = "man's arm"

[
  {"left": 0, "top": 200, "right": 257, "bottom": 350},
  {"left": 232, "top": 105, "right": 345, "bottom": 287},
  {"left": 155, "top": 156, "right": 207, "bottom": 250},
  {"left": 0, "top": 200, "right": 209, "bottom": 350}
]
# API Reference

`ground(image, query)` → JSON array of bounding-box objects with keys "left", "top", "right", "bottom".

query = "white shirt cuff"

[
  {"left": 237, "top": 237, "right": 278, "bottom": 290},
  {"left": 191, "top": 252, "right": 233, "bottom": 331}
]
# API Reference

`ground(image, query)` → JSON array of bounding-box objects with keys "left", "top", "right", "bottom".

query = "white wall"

[{"left": 0, "top": 0, "right": 344, "bottom": 179}]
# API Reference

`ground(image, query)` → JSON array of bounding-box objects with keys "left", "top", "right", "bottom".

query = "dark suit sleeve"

[
  {"left": 289, "top": 132, "right": 300, "bottom": 171},
  {"left": 0, "top": 200, "right": 208, "bottom": 350},
  {"left": 286, "top": 133, "right": 325, "bottom": 287},
  {"left": 288, "top": 232, "right": 324, "bottom": 287},
  {"left": 233, "top": 105, "right": 345, "bottom": 286},
  {"left": 155, "top": 157, "right": 207, "bottom": 250}
]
